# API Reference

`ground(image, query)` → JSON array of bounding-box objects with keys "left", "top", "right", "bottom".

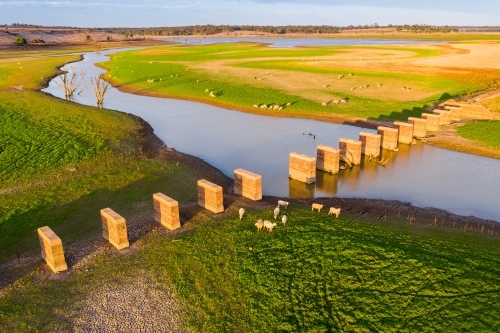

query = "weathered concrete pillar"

[
  {"left": 421, "top": 113, "right": 441, "bottom": 131},
  {"left": 316, "top": 145, "right": 340, "bottom": 174},
  {"left": 234, "top": 168, "right": 262, "bottom": 201},
  {"left": 197, "top": 179, "right": 224, "bottom": 213},
  {"left": 100, "top": 208, "right": 129, "bottom": 250},
  {"left": 153, "top": 193, "right": 180, "bottom": 230},
  {"left": 408, "top": 117, "right": 427, "bottom": 138},
  {"left": 433, "top": 110, "right": 451, "bottom": 125},
  {"left": 443, "top": 106, "right": 462, "bottom": 121},
  {"left": 289, "top": 152, "right": 316, "bottom": 184},
  {"left": 38, "top": 226, "right": 68, "bottom": 273},
  {"left": 359, "top": 132, "right": 381, "bottom": 157},
  {"left": 377, "top": 126, "right": 399, "bottom": 150},
  {"left": 393, "top": 121, "right": 414, "bottom": 144},
  {"left": 339, "top": 138, "right": 362, "bottom": 165}
]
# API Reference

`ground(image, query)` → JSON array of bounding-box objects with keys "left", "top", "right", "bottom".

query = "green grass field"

[
  {"left": 1, "top": 206, "right": 498, "bottom": 332},
  {"left": 0, "top": 52, "right": 211, "bottom": 263},
  {"left": 100, "top": 43, "right": 489, "bottom": 122},
  {"left": 457, "top": 120, "right": 500, "bottom": 149}
]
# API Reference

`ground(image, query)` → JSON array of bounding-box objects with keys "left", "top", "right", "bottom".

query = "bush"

[
  {"left": 14, "top": 36, "right": 26, "bottom": 45},
  {"left": 85, "top": 35, "right": 93, "bottom": 42},
  {"left": 106, "top": 36, "right": 113, "bottom": 41}
]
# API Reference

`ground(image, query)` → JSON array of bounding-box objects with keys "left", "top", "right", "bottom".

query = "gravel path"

[{"left": 69, "top": 274, "right": 189, "bottom": 333}]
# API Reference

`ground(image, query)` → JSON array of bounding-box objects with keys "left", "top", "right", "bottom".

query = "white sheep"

[
  {"left": 253, "top": 104, "right": 258, "bottom": 108},
  {"left": 273, "top": 206, "right": 280, "bottom": 220},
  {"left": 239, "top": 208, "right": 245, "bottom": 220},
  {"left": 278, "top": 200, "right": 289, "bottom": 209},
  {"left": 333, "top": 99, "right": 340, "bottom": 104},
  {"left": 255, "top": 219, "right": 264, "bottom": 231},
  {"left": 205, "top": 89, "right": 209, "bottom": 92},
  {"left": 273, "top": 105, "right": 279, "bottom": 110},
  {"left": 328, "top": 207, "right": 341, "bottom": 218},
  {"left": 286, "top": 102, "right": 291, "bottom": 106},
  {"left": 402, "top": 86, "right": 406, "bottom": 90},
  {"left": 278, "top": 106, "right": 283, "bottom": 111},
  {"left": 338, "top": 75, "right": 345, "bottom": 80},
  {"left": 312, "top": 203, "right": 323, "bottom": 212},
  {"left": 281, "top": 215, "right": 287, "bottom": 225},
  {"left": 321, "top": 102, "right": 327, "bottom": 107},
  {"left": 340, "top": 99, "right": 348, "bottom": 104},
  {"left": 377, "top": 84, "right": 382, "bottom": 87},
  {"left": 351, "top": 87, "right": 356, "bottom": 91},
  {"left": 264, "top": 220, "right": 277, "bottom": 232}
]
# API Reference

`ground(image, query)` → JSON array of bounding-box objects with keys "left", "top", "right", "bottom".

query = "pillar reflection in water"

[
  {"left": 315, "top": 170, "right": 339, "bottom": 197},
  {"left": 288, "top": 178, "right": 315, "bottom": 199}
]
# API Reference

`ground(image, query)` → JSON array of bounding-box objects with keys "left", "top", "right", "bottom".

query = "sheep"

[
  {"left": 273, "top": 105, "right": 280, "bottom": 110},
  {"left": 278, "top": 106, "right": 283, "bottom": 111},
  {"left": 340, "top": 98, "right": 348, "bottom": 104},
  {"left": 321, "top": 102, "right": 327, "bottom": 107},
  {"left": 338, "top": 75, "right": 345, "bottom": 80},
  {"left": 349, "top": 73, "right": 354, "bottom": 76},
  {"left": 278, "top": 200, "right": 289, "bottom": 209},
  {"left": 253, "top": 104, "right": 258, "bottom": 108},
  {"left": 377, "top": 84, "right": 383, "bottom": 87},
  {"left": 264, "top": 220, "right": 277, "bottom": 232},
  {"left": 205, "top": 89, "right": 209, "bottom": 92},
  {"left": 255, "top": 219, "right": 264, "bottom": 231},
  {"left": 286, "top": 102, "right": 291, "bottom": 106},
  {"left": 351, "top": 87, "right": 356, "bottom": 91},
  {"left": 281, "top": 215, "right": 287, "bottom": 225},
  {"left": 333, "top": 99, "right": 340, "bottom": 104},
  {"left": 312, "top": 203, "right": 323, "bottom": 212},
  {"left": 402, "top": 86, "right": 406, "bottom": 90},
  {"left": 328, "top": 207, "right": 341, "bottom": 218},
  {"left": 260, "top": 104, "right": 267, "bottom": 109},
  {"left": 170, "top": 74, "right": 173, "bottom": 78},
  {"left": 239, "top": 208, "right": 245, "bottom": 220},
  {"left": 273, "top": 206, "right": 280, "bottom": 220},
  {"left": 406, "top": 87, "right": 411, "bottom": 91}
]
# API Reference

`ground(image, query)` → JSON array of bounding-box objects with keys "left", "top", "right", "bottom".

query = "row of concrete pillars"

[
  {"left": 38, "top": 170, "right": 265, "bottom": 272},
  {"left": 289, "top": 108, "right": 454, "bottom": 184}
]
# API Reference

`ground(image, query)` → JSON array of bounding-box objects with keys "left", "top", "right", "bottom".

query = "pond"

[{"left": 43, "top": 43, "right": 500, "bottom": 222}]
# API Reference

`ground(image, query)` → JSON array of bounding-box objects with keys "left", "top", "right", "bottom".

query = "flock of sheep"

[
  {"left": 253, "top": 102, "right": 291, "bottom": 110},
  {"left": 238, "top": 200, "right": 342, "bottom": 233}
]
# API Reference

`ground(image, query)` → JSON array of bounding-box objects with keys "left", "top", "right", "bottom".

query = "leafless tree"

[
  {"left": 91, "top": 75, "right": 110, "bottom": 108},
  {"left": 54, "top": 65, "right": 86, "bottom": 100}
]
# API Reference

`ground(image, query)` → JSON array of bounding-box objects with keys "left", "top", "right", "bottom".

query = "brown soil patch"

[
  {"left": 424, "top": 122, "right": 500, "bottom": 159},
  {"left": 413, "top": 43, "right": 500, "bottom": 69}
]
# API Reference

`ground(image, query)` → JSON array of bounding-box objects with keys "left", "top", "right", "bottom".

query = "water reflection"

[{"left": 42, "top": 48, "right": 500, "bottom": 221}]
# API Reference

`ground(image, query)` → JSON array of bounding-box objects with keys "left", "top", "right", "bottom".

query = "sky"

[{"left": 0, "top": 0, "right": 498, "bottom": 27}]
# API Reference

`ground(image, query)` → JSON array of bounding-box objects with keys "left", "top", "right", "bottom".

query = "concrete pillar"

[
  {"left": 443, "top": 106, "right": 462, "bottom": 121},
  {"left": 377, "top": 126, "right": 399, "bottom": 150},
  {"left": 289, "top": 152, "right": 316, "bottom": 184},
  {"left": 153, "top": 193, "right": 180, "bottom": 230},
  {"left": 393, "top": 122, "right": 414, "bottom": 144},
  {"left": 316, "top": 145, "right": 340, "bottom": 174},
  {"left": 100, "top": 208, "right": 129, "bottom": 250},
  {"left": 339, "top": 138, "right": 362, "bottom": 165},
  {"left": 408, "top": 117, "right": 427, "bottom": 138},
  {"left": 197, "top": 179, "right": 224, "bottom": 213},
  {"left": 359, "top": 132, "right": 381, "bottom": 157},
  {"left": 234, "top": 168, "right": 262, "bottom": 201},
  {"left": 421, "top": 113, "right": 440, "bottom": 131},
  {"left": 433, "top": 110, "right": 451, "bottom": 125},
  {"left": 37, "top": 226, "right": 68, "bottom": 273}
]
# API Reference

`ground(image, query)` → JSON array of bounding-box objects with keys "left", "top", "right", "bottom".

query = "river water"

[{"left": 43, "top": 41, "right": 500, "bottom": 222}]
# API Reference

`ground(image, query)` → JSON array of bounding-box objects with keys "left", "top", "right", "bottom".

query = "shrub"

[
  {"left": 106, "top": 36, "right": 113, "bottom": 41},
  {"left": 85, "top": 35, "right": 93, "bottom": 42},
  {"left": 14, "top": 36, "right": 26, "bottom": 45}
]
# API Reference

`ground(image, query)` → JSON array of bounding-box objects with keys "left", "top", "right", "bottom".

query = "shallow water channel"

[{"left": 43, "top": 44, "right": 500, "bottom": 222}]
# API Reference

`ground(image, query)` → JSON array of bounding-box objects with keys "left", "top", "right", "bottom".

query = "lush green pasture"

[
  {"left": 103, "top": 43, "right": 486, "bottom": 121},
  {"left": 457, "top": 120, "right": 500, "bottom": 149},
  {"left": 1, "top": 206, "right": 498, "bottom": 332},
  {"left": 0, "top": 51, "right": 207, "bottom": 263}
]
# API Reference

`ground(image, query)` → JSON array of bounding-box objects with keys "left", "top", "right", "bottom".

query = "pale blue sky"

[{"left": 0, "top": 0, "right": 498, "bottom": 27}]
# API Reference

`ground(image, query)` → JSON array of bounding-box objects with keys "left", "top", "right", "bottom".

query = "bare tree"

[
  {"left": 91, "top": 75, "right": 110, "bottom": 108},
  {"left": 54, "top": 65, "right": 86, "bottom": 100}
]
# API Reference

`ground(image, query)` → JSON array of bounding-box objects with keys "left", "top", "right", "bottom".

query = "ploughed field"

[{"left": 101, "top": 42, "right": 500, "bottom": 122}]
